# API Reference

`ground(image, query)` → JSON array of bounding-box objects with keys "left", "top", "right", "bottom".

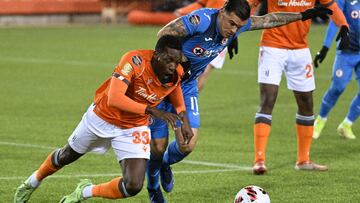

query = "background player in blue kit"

[
  {"left": 146, "top": 0, "right": 334, "bottom": 202},
  {"left": 313, "top": 0, "right": 360, "bottom": 140}
]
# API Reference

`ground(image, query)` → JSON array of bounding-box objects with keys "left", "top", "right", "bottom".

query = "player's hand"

[
  {"left": 228, "top": 37, "right": 238, "bottom": 60},
  {"left": 336, "top": 25, "right": 350, "bottom": 50},
  {"left": 145, "top": 106, "right": 180, "bottom": 130},
  {"left": 313, "top": 46, "right": 329, "bottom": 68},
  {"left": 178, "top": 112, "right": 193, "bottom": 144},
  {"left": 301, "top": 7, "right": 333, "bottom": 21}
]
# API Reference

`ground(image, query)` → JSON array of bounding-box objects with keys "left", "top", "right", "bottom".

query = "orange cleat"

[{"left": 252, "top": 161, "right": 267, "bottom": 175}]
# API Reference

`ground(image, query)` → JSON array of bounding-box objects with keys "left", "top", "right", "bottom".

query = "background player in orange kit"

[
  {"left": 248, "top": 0, "right": 350, "bottom": 174},
  {"left": 14, "top": 35, "right": 193, "bottom": 203}
]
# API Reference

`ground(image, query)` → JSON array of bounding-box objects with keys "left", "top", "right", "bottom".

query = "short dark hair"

[
  {"left": 224, "top": 0, "right": 251, "bottom": 20},
  {"left": 155, "top": 35, "right": 182, "bottom": 52}
]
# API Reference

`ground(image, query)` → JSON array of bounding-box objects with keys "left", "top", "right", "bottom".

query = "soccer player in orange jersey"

[
  {"left": 13, "top": 35, "right": 193, "bottom": 203},
  {"left": 248, "top": 0, "right": 350, "bottom": 175}
]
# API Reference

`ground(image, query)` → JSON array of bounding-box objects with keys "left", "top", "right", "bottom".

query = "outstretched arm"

[
  {"left": 248, "top": 7, "right": 333, "bottom": 31},
  {"left": 157, "top": 18, "right": 188, "bottom": 38},
  {"left": 249, "top": 12, "right": 302, "bottom": 30}
]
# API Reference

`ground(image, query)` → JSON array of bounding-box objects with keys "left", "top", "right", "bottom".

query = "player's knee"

[
  {"left": 150, "top": 139, "right": 167, "bottom": 157},
  {"left": 56, "top": 145, "right": 83, "bottom": 166},
  {"left": 122, "top": 179, "right": 143, "bottom": 196}
]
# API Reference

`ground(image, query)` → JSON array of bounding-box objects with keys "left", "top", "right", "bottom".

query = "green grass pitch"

[{"left": 1, "top": 24, "right": 359, "bottom": 202}]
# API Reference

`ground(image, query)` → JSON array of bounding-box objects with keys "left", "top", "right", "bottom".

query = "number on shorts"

[
  {"left": 132, "top": 131, "right": 150, "bottom": 145},
  {"left": 305, "top": 64, "right": 312, "bottom": 78}
]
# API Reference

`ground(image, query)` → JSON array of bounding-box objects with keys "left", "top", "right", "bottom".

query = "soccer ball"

[{"left": 234, "top": 185, "right": 270, "bottom": 203}]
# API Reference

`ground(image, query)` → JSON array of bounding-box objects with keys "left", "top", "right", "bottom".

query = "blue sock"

[
  {"left": 319, "top": 87, "right": 344, "bottom": 118},
  {"left": 163, "top": 141, "right": 187, "bottom": 166},
  {"left": 346, "top": 95, "right": 360, "bottom": 122},
  {"left": 146, "top": 154, "right": 163, "bottom": 190}
]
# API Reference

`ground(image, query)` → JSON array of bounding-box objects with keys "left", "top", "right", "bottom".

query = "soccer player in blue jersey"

[
  {"left": 146, "top": 0, "right": 334, "bottom": 202},
  {"left": 313, "top": 0, "right": 359, "bottom": 140}
]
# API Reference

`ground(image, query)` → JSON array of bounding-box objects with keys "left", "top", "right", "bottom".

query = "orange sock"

[
  {"left": 92, "top": 177, "right": 124, "bottom": 199},
  {"left": 253, "top": 123, "right": 271, "bottom": 163},
  {"left": 296, "top": 124, "right": 313, "bottom": 164},
  {"left": 35, "top": 153, "right": 60, "bottom": 181}
]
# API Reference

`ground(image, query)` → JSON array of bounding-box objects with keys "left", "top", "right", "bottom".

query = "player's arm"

[
  {"left": 320, "top": 0, "right": 349, "bottom": 50},
  {"left": 248, "top": 7, "right": 333, "bottom": 30},
  {"left": 168, "top": 85, "right": 194, "bottom": 144},
  {"left": 157, "top": 18, "right": 188, "bottom": 38}
]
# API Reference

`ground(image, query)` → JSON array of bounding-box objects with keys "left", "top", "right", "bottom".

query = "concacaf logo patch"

[
  {"left": 189, "top": 15, "right": 201, "bottom": 25},
  {"left": 132, "top": 55, "right": 142, "bottom": 66},
  {"left": 121, "top": 63, "right": 133, "bottom": 76}
]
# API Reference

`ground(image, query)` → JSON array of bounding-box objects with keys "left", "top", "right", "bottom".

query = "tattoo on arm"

[
  {"left": 157, "top": 18, "right": 188, "bottom": 38},
  {"left": 249, "top": 12, "right": 302, "bottom": 31}
]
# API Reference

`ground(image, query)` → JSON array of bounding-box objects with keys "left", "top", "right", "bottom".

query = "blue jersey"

[
  {"left": 323, "top": 0, "right": 360, "bottom": 53},
  {"left": 181, "top": 8, "right": 251, "bottom": 83}
]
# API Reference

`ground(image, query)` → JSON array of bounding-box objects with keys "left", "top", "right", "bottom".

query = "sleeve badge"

[
  {"left": 131, "top": 55, "right": 142, "bottom": 66},
  {"left": 121, "top": 63, "right": 133, "bottom": 76},
  {"left": 189, "top": 14, "right": 201, "bottom": 25}
]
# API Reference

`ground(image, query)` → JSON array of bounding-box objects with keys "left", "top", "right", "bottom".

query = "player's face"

[
  {"left": 155, "top": 47, "right": 183, "bottom": 83},
  {"left": 218, "top": 10, "right": 248, "bottom": 38}
]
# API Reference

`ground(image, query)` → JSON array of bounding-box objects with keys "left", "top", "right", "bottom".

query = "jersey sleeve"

[
  {"left": 181, "top": 9, "right": 212, "bottom": 36},
  {"left": 321, "top": 0, "right": 348, "bottom": 28},
  {"left": 112, "top": 52, "right": 137, "bottom": 85},
  {"left": 323, "top": 21, "right": 338, "bottom": 48},
  {"left": 234, "top": 18, "right": 252, "bottom": 37}
]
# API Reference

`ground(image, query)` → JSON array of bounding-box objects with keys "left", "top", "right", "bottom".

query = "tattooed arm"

[
  {"left": 249, "top": 12, "right": 302, "bottom": 31},
  {"left": 157, "top": 18, "right": 188, "bottom": 38}
]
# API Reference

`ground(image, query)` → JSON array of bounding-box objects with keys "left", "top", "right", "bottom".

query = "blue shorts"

[
  {"left": 331, "top": 52, "right": 360, "bottom": 84},
  {"left": 150, "top": 80, "right": 200, "bottom": 139}
]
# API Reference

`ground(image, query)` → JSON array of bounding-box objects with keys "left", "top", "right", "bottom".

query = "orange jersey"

[
  {"left": 249, "top": 0, "right": 334, "bottom": 49},
  {"left": 93, "top": 50, "right": 184, "bottom": 129},
  {"left": 177, "top": 0, "right": 226, "bottom": 16}
]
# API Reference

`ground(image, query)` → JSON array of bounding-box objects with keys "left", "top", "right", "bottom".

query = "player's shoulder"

[
  {"left": 184, "top": 8, "right": 218, "bottom": 28},
  {"left": 120, "top": 50, "right": 153, "bottom": 76}
]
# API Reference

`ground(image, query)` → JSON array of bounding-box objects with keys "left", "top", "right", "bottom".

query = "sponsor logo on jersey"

[
  {"left": 205, "top": 37, "right": 213, "bottom": 41},
  {"left": 351, "top": 10, "right": 360, "bottom": 19},
  {"left": 277, "top": 0, "right": 312, "bottom": 7},
  {"left": 335, "top": 69, "right": 343, "bottom": 77},
  {"left": 121, "top": 63, "right": 133, "bottom": 76},
  {"left": 135, "top": 87, "right": 163, "bottom": 102},
  {"left": 132, "top": 55, "right": 142, "bottom": 66},
  {"left": 192, "top": 46, "right": 205, "bottom": 56},
  {"left": 204, "top": 13, "right": 211, "bottom": 20},
  {"left": 351, "top": 0, "right": 358, "bottom": 6},
  {"left": 189, "top": 15, "right": 201, "bottom": 25}
]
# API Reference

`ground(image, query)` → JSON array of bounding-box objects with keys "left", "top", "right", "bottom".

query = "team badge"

[
  {"left": 121, "top": 63, "right": 133, "bottom": 76},
  {"left": 189, "top": 15, "right": 201, "bottom": 25},
  {"left": 335, "top": 69, "right": 343, "bottom": 77},
  {"left": 221, "top": 38, "right": 228, "bottom": 45},
  {"left": 192, "top": 46, "right": 204, "bottom": 56},
  {"left": 132, "top": 55, "right": 142, "bottom": 66}
]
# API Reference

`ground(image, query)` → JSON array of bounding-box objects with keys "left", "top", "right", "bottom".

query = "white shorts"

[
  {"left": 68, "top": 104, "right": 151, "bottom": 161},
  {"left": 258, "top": 46, "right": 315, "bottom": 92},
  {"left": 210, "top": 48, "right": 227, "bottom": 69}
]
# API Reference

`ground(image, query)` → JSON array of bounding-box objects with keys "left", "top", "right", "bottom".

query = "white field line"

[
  {"left": 0, "top": 141, "right": 251, "bottom": 180},
  {"left": 0, "top": 56, "right": 330, "bottom": 79}
]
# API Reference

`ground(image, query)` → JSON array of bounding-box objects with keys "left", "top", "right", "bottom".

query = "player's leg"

[
  {"left": 337, "top": 54, "right": 360, "bottom": 139},
  {"left": 61, "top": 125, "right": 151, "bottom": 202},
  {"left": 253, "top": 46, "right": 285, "bottom": 175},
  {"left": 13, "top": 104, "right": 102, "bottom": 203},
  {"left": 286, "top": 48, "right": 326, "bottom": 171},
  {"left": 314, "top": 54, "right": 352, "bottom": 138},
  {"left": 161, "top": 82, "right": 200, "bottom": 190}
]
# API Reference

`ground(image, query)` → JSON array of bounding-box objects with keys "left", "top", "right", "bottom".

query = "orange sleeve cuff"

[
  {"left": 168, "top": 85, "right": 186, "bottom": 114},
  {"left": 107, "top": 77, "right": 147, "bottom": 114},
  {"left": 327, "top": 3, "right": 349, "bottom": 28}
]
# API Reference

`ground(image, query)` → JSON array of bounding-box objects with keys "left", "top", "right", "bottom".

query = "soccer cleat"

[
  {"left": 59, "top": 179, "right": 92, "bottom": 203},
  {"left": 14, "top": 176, "right": 37, "bottom": 203},
  {"left": 148, "top": 187, "right": 168, "bottom": 203},
  {"left": 160, "top": 165, "right": 174, "bottom": 193},
  {"left": 337, "top": 122, "right": 356, "bottom": 139},
  {"left": 295, "top": 161, "right": 328, "bottom": 171},
  {"left": 252, "top": 160, "right": 267, "bottom": 175},
  {"left": 313, "top": 116, "right": 327, "bottom": 139}
]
